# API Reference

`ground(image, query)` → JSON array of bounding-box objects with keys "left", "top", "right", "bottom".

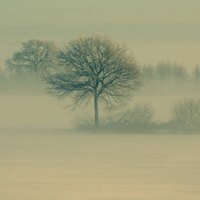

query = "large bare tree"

[
  {"left": 44, "top": 35, "right": 142, "bottom": 128},
  {"left": 5, "top": 39, "right": 58, "bottom": 77}
]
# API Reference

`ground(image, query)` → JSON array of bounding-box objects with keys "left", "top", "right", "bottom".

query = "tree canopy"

[
  {"left": 5, "top": 40, "right": 58, "bottom": 77},
  {"left": 44, "top": 34, "right": 142, "bottom": 127}
]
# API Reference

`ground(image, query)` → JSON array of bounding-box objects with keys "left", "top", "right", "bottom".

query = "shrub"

[
  {"left": 105, "top": 103, "right": 154, "bottom": 125},
  {"left": 171, "top": 98, "right": 200, "bottom": 129},
  {"left": 74, "top": 103, "right": 155, "bottom": 132}
]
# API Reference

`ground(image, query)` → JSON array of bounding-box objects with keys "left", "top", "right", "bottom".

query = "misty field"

[
  {"left": 0, "top": 95, "right": 200, "bottom": 200},
  {"left": 1, "top": 131, "right": 200, "bottom": 200},
  {"left": 0, "top": 94, "right": 198, "bottom": 130}
]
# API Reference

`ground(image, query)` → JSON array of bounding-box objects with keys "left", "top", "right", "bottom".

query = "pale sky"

[
  {"left": 0, "top": 0, "right": 200, "bottom": 70},
  {"left": 0, "top": 0, "right": 200, "bottom": 26}
]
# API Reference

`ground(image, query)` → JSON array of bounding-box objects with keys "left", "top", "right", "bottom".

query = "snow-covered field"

[
  {"left": 0, "top": 95, "right": 200, "bottom": 200},
  {"left": 1, "top": 131, "right": 200, "bottom": 200}
]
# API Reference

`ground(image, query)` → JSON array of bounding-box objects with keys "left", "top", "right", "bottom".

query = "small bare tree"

[
  {"left": 192, "top": 65, "right": 200, "bottom": 85},
  {"left": 155, "top": 61, "right": 174, "bottom": 82},
  {"left": 44, "top": 34, "right": 142, "bottom": 128},
  {"left": 172, "top": 64, "right": 187, "bottom": 82},
  {"left": 102, "top": 103, "right": 154, "bottom": 127},
  {"left": 141, "top": 64, "right": 155, "bottom": 82},
  {"left": 171, "top": 98, "right": 200, "bottom": 129},
  {"left": 5, "top": 40, "right": 58, "bottom": 77}
]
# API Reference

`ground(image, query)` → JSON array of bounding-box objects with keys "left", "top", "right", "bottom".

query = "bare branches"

[
  {"left": 5, "top": 40, "right": 59, "bottom": 77},
  {"left": 44, "top": 34, "right": 142, "bottom": 125},
  {"left": 171, "top": 98, "right": 200, "bottom": 128},
  {"left": 52, "top": 35, "right": 141, "bottom": 106},
  {"left": 44, "top": 72, "right": 93, "bottom": 100},
  {"left": 192, "top": 65, "right": 200, "bottom": 85}
]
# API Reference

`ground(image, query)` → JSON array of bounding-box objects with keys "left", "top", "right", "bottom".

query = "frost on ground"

[{"left": 0, "top": 131, "right": 200, "bottom": 200}]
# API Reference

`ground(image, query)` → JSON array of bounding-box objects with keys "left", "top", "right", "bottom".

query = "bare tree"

[
  {"left": 5, "top": 40, "right": 58, "bottom": 77},
  {"left": 192, "top": 65, "right": 200, "bottom": 85},
  {"left": 155, "top": 61, "right": 173, "bottom": 82},
  {"left": 44, "top": 34, "right": 142, "bottom": 128},
  {"left": 141, "top": 64, "right": 155, "bottom": 82},
  {"left": 171, "top": 98, "right": 200, "bottom": 129},
  {"left": 172, "top": 64, "right": 187, "bottom": 82}
]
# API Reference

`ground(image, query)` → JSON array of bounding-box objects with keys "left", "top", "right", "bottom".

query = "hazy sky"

[
  {"left": 1, "top": 0, "right": 200, "bottom": 70},
  {"left": 0, "top": 0, "right": 200, "bottom": 26}
]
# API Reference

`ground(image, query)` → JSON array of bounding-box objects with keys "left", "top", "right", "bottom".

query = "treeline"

[
  {"left": 1, "top": 39, "right": 199, "bottom": 95},
  {"left": 0, "top": 63, "right": 199, "bottom": 95},
  {"left": 139, "top": 62, "right": 200, "bottom": 95},
  {"left": 1, "top": 61, "right": 200, "bottom": 94},
  {"left": 142, "top": 62, "right": 200, "bottom": 84}
]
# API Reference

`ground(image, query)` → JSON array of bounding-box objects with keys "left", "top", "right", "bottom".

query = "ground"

[{"left": 1, "top": 131, "right": 200, "bottom": 200}]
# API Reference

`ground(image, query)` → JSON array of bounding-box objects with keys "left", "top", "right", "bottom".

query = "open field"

[{"left": 1, "top": 131, "right": 200, "bottom": 200}]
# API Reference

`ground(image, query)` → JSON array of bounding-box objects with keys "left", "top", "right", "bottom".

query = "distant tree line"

[{"left": 141, "top": 62, "right": 200, "bottom": 84}]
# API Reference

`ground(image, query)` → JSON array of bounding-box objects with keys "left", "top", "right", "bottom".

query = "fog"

[
  {"left": 0, "top": 92, "right": 194, "bottom": 130},
  {"left": 0, "top": 76, "right": 199, "bottom": 130},
  {"left": 1, "top": 77, "right": 200, "bottom": 199},
  {"left": 1, "top": 23, "right": 200, "bottom": 71},
  {"left": 1, "top": 0, "right": 200, "bottom": 199}
]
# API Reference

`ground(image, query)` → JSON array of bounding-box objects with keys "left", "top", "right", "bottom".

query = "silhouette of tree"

[
  {"left": 5, "top": 40, "right": 58, "bottom": 77},
  {"left": 155, "top": 61, "right": 173, "bottom": 82},
  {"left": 141, "top": 64, "right": 155, "bottom": 82},
  {"left": 171, "top": 98, "right": 200, "bottom": 129},
  {"left": 192, "top": 65, "right": 200, "bottom": 85},
  {"left": 172, "top": 64, "right": 187, "bottom": 82},
  {"left": 44, "top": 35, "right": 142, "bottom": 128}
]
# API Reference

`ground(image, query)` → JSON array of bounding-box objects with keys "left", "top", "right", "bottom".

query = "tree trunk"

[{"left": 94, "top": 93, "right": 99, "bottom": 128}]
